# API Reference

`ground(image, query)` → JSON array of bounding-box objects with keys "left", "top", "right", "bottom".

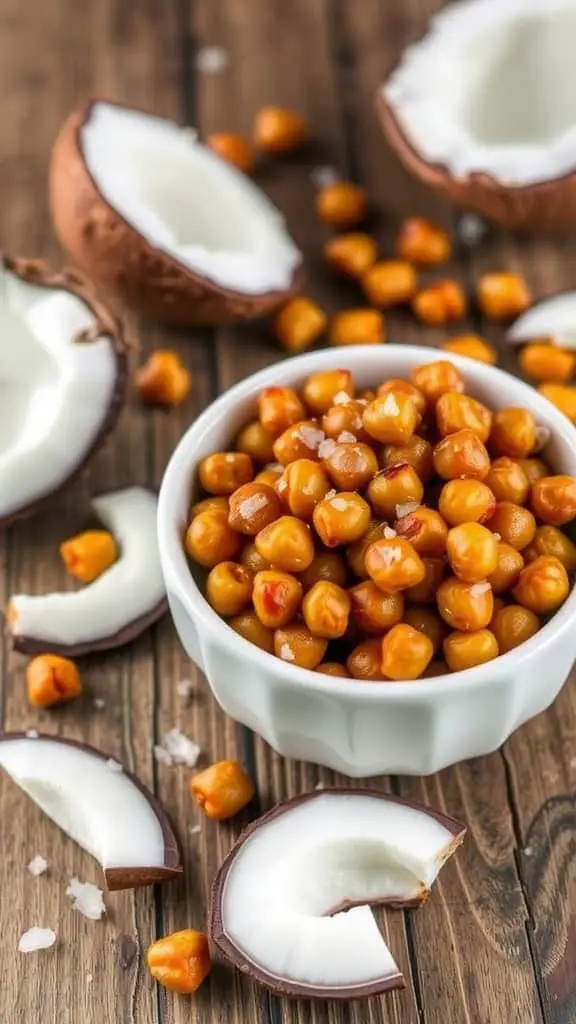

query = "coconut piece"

[
  {"left": 49, "top": 100, "right": 303, "bottom": 325},
  {"left": 210, "top": 789, "right": 465, "bottom": 1000},
  {"left": 507, "top": 292, "right": 576, "bottom": 348},
  {"left": 66, "top": 878, "right": 106, "bottom": 920},
  {"left": 7, "top": 486, "right": 167, "bottom": 656},
  {"left": 153, "top": 729, "right": 201, "bottom": 767},
  {"left": 27, "top": 855, "right": 48, "bottom": 876},
  {"left": 377, "top": 0, "right": 576, "bottom": 231},
  {"left": 0, "top": 256, "right": 127, "bottom": 527},
  {"left": 0, "top": 733, "right": 182, "bottom": 891},
  {"left": 19, "top": 927, "right": 56, "bottom": 953}
]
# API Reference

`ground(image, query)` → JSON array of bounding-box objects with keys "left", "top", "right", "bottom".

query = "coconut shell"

[{"left": 49, "top": 100, "right": 304, "bottom": 325}]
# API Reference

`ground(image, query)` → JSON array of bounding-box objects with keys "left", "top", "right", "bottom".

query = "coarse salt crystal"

[
  {"left": 86, "top": 973, "right": 94, "bottom": 984},
  {"left": 18, "top": 927, "right": 56, "bottom": 953},
  {"left": 27, "top": 855, "right": 48, "bottom": 877},
  {"left": 153, "top": 745, "right": 174, "bottom": 766},
  {"left": 154, "top": 729, "right": 201, "bottom": 767},
  {"left": 279, "top": 643, "right": 295, "bottom": 662},
  {"left": 93, "top": 697, "right": 106, "bottom": 710},
  {"left": 106, "top": 759, "right": 123, "bottom": 773},
  {"left": 330, "top": 497, "right": 349, "bottom": 511},
  {"left": 314, "top": 782, "right": 326, "bottom": 791},
  {"left": 458, "top": 213, "right": 486, "bottom": 246},
  {"left": 25, "top": 729, "right": 39, "bottom": 738},
  {"left": 492, "top": 533, "right": 502, "bottom": 542},
  {"left": 277, "top": 478, "right": 288, "bottom": 493},
  {"left": 383, "top": 526, "right": 397, "bottom": 539},
  {"left": 310, "top": 165, "right": 339, "bottom": 189},
  {"left": 66, "top": 878, "right": 106, "bottom": 921},
  {"left": 297, "top": 425, "right": 325, "bottom": 449},
  {"left": 239, "top": 493, "right": 268, "bottom": 518},
  {"left": 353, "top": 416, "right": 363, "bottom": 430},
  {"left": 225, "top": 453, "right": 236, "bottom": 462},
  {"left": 325, "top": 489, "right": 337, "bottom": 500},
  {"left": 395, "top": 501, "right": 420, "bottom": 519},
  {"left": 333, "top": 391, "right": 352, "bottom": 406},
  {"left": 176, "top": 679, "right": 194, "bottom": 702},
  {"left": 265, "top": 462, "right": 283, "bottom": 472},
  {"left": 318, "top": 438, "right": 337, "bottom": 459},
  {"left": 470, "top": 582, "right": 491, "bottom": 597},
  {"left": 194, "top": 45, "right": 229, "bottom": 74},
  {"left": 337, "top": 431, "right": 357, "bottom": 443},
  {"left": 376, "top": 546, "right": 402, "bottom": 567},
  {"left": 382, "top": 393, "right": 400, "bottom": 416},
  {"left": 189, "top": 824, "right": 202, "bottom": 835}
]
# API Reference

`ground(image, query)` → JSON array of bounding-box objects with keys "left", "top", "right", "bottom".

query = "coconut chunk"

[
  {"left": 27, "top": 855, "right": 48, "bottom": 876},
  {"left": 154, "top": 729, "right": 200, "bottom": 767},
  {"left": 19, "top": 927, "right": 56, "bottom": 953},
  {"left": 507, "top": 291, "right": 576, "bottom": 348},
  {"left": 66, "top": 878, "right": 106, "bottom": 920},
  {"left": 176, "top": 678, "right": 194, "bottom": 703}
]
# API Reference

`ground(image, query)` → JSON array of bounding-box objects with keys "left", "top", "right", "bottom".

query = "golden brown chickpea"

[
  {"left": 396, "top": 216, "right": 451, "bottom": 266},
  {"left": 329, "top": 308, "right": 386, "bottom": 347},
  {"left": 198, "top": 452, "right": 253, "bottom": 496},
  {"left": 191, "top": 496, "right": 229, "bottom": 518},
  {"left": 410, "top": 360, "right": 465, "bottom": 406},
  {"left": 349, "top": 581, "right": 404, "bottom": 633},
  {"left": 394, "top": 507, "right": 448, "bottom": 557},
  {"left": 403, "top": 606, "right": 448, "bottom": 653},
  {"left": 531, "top": 475, "right": 576, "bottom": 526},
  {"left": 487, "top": 542, "right": 525, "bottom": 594},
  {"left": 363, "top": 392, "right": 419, "bottom": 445},
  {"left": 324, "top": 233, "right": 378, "bottom": 280},
  {"left": 273, "top": 298, "right": 327, "bottom": 354},
  {"left": 513, "top": 555, "right": 570, "bottom": 613},
  {"left": 367, "top": 464, "right": 424, "bottom": 520},
  {"left": 433, "top": 429, "right": 491, "bottom": 481},
  {"left": 490, "top": 408, "right": 537, "bottom": 459},
  {"left": 519, "top": 343, "right": 574, "bottom": 383},
  {"left": 207, "top": 132, "right": 254, "bottom": 173},
  {"left": 376, "top": 379, "right": 427, "bottom": 420},
  {"left": 236, "top": 420, "right": 276, "bottom": 463},
  {"left": 346, "top": 520, "right": 393, "bottom": 578},
  {"left": 323, "top": 442, "right": 379, "bottom": 490},
  {"left": 299, "top": 551, "right": 348, "bottom": 590},
  {"left": 538, "top": 384, "right": 576, "bottom": 422},
  {"left": 276, "top": 459, "right": 330, "bottom": 520},
  {"left": 322, "top": 400, "right": 370, "bottom": 443},
  {"left": 252, "top": 570, "right": 303, "bottom": 628},
  {"left": 365, "top": 537, "right": 426, "bottom": 593},
  {"left": 406, "top": 557, "right": 445, "bottom": 603},
  {"left": 206, "top": 562, "right": 253, "bottom": 617},
  {"left": 315, "top": 181, "right": 368, "bottom": 230},
  {"left": 517, "top": 458, "right": 549, "bottom": 485},
  {"left": 485, "top": 457, "right": 530, "bottom": 505},
  {"left": 316, "top": 662, "right": 349, "bottom": 677},
  {"left": 436, "top": 577, "right": 494, "bottom": 631},
  {"left": 185, "top": 512, "right": 241, "bottom": 567},
  {"left": 228, "top": 482, "right": 281, "bottom": 535},
  {"left": 412, "top": 280, "right": 466, "bottom": 325},
  {"left": 255, "top": 516, "right": 315, "bottom": 572},
  {"left": 272, "top": 420, "right": 325, "bottom": 464},
  {"left": 240, "top": 541, "right": 270, "bottom": 574},
  {"left": 443, "top": 629, "right": 499, "bottom": 671},
  {"left": 258, "top": 387, "right": 306, "bottom": 437},
  {"left": 254, "top": 106, "right": 307, "bottom": 153},
  {"left": 438, "top": 479, "right": 496, "bottom": 526},
  {"left": 441, "top": 335, "right": 497, "bottom": 365},
  {"left": 313, "top": 491, "right": 371, "bottom": 547},
  {"left": 436, "top": 393, "right": 492, "bottom": 443},
  {"left": 490, "top": 605, "right": 540, "bottom": 654},
  {"left": 423, "top": 660, "right": 449, "bottom": 678},
  {"left": 361, "top": 260, "right": 418, "bottom": 309},
  {"left": 229, "top": 610, "right": 274, "bottom": 652},
  {"left": 524, "top": 525, "right": 576, "bottom": 571},
  {"left": 274, "top": 624, "right": 327, "bottom": 669},
  {"left": 381, "top": 435, "right": 434, "bottom": 483},
  {"left": 477, "top": 272, "right": 531, "bottom": 321},
  {"left": 302, "top": 580, "right": 351, "bottom": 639},
  {"left": 301, "top": 370, "right": 354, "bottom": 415},
  {"left": 488, "top": 502, "right": 536, "bottom": 550},
  {"left": 381, "top": 623, "right": 434, "bottom": 680},
  {"left": 346, "top": 638, "right": 384, "bottom": 680},
  {"left": 446, "top": 523, "right": 498, "bottom": 582},
  {"left": 255, "top": 465, "right": 284, "bottom": 487}
]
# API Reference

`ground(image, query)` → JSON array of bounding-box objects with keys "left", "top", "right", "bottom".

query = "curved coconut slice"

[
  {"left": 49, "top": 100, "right": 303, "bottom": 325},
  {"left": 507, "top": 292, "right": 576, "bottom": 348},
  {"left": 378, "top": 0, "right": 576, "bottom": 231},
  {"left": 0, "top": 733, "right": 181, "bottom": 890},
  {"left": 210, "top": 789, "right": 465, "bottom": 1000},
  {"left": 0, "top": 256, "right": 127, "bottom": 527},
  {"left": 8, "top": 486, "right": 167, "bottom": 656}
]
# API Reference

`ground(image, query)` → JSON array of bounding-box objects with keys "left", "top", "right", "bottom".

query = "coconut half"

[
  {"left": 0, "top": 256, "right": 126, "bottom": 526},
  {"left": 378, "top": 0, "right": 576, "bottom": 231},
  {"left": 49, "top": 100, "right": 303, "bottom": 325},
  {"left": 507, "top": 292, "right": 576, "bottom": 348},
  {"left": 0, "top": 733, "right": 181, "bottom": 890},
  {"left": 210, "top": 789, "right": 466, "bottom": 1000},
  {"left": 8, "top": 486, "right": 167, "bottom": 656}
]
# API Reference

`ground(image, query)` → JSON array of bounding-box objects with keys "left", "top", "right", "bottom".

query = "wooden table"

[{"left": 1, "top": 0, "right": 576, "bottom": 1021}]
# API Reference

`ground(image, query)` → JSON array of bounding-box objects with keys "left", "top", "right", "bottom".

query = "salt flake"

[
  {"left": 337, "top": 431, "right": 357, "bottom": 443},
  {"left": 382, "top": 393, "right": 399, "bottom": 416},
  {"left": 470, "top": 582, "right": 491, "bottom": 597},
  {"left": 296, "top": 425, "right": 325, "bottom": 450},
  {"left": 330, "top": 497, "right": 349, "bottom": 511},
  {"left": 66, "top": 878, "right": 106, "bottom": 921},
  {"left": 25, "top": 729, "right": 39, "bottom": 739},
  {"left": 154, "top": 729, "right": 200, "bottom": 767},
  {"left": 93, "top": 697, "right": 106, "bottom": 710},
  {"left": 86, "top": 973, "right": 94, "bottom": 984},
  {"left": 534, "top": 425, "right": 551, "bottom": 452},
  {"left": 383, "top": 526, "right": 397, "bottom": 539},
  {"left": 395, "top": 501, "right": 420, "bottom": 519},
  {"left": 314, "top": 781, "right": 326, "bottom": 791},
  {"left": 106, "top": 759, "right": 123, "bottom": 774},
  {"left": 153, "top": 745, "right": 174, "bottom": 766},
  {"left": 194, "top": 45, "right": 229, "bottom": 74},
  {"left": 279, "top": 643, "right": 295, "bottom": 662},
  {"left": 325, "top": 489, "right": 337, "bottom": 500},
  {"left": 458, "top": 213, "right": 486, "bottom": 246},
  {"left": 27, "top": 855, "right": 48, "bottom": 877},
  {"left": 333, "top": 391, "right": 352, "bottom": 406},
  {"left": 176, "top": 679, "right": 194, "bottom": 702},
  {"left": 189, "top": 824, "right": 202, "bottom": 836},
  {"left": 239, "top": 493, "right": 268, "bottom": 519},
  {"left": 318, "top": 438, "right": 337, "bottom": 459},
  {"left": 18, "top": 927, "right": 56, "bottom": 953}
]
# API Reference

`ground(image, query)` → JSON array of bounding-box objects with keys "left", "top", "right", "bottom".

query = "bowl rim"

[{"left": 158, "top": 343, "right": 576, "bottom": 701}]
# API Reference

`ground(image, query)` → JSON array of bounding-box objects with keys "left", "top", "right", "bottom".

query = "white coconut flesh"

[
  {"left": 383, "top": 0, "right": 576, "bottom": 186},
  {"left": 9, "top": 486, "right": 165, "bottom": 650},
  {"left": 507, "top": 292, "right": 576, "bottom": 348},
  {"left": 0, "top": 264, "right": 118, "bottom": 520},
  {"left": 218, "top": 792, "right": 464, "bottom": 992},
  {"left": 81, "top": 102, "right": 301, "bottom": 295}
]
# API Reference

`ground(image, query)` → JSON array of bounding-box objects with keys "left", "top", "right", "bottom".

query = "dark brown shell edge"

[
  {"left": 0, "top": 731, "right": 182, "bottom": 890},
  {"left": 209, "top": 787, "right": 466, "bottom": 1000},
  {"left": 49, "top": 98, "right": 305, "bottom": 325},
  {"left": 374, "top": 92, "right": 576, "bottom": 233},
  {"left": 0, "top": 254, "right": 129, "bottom": 529}
]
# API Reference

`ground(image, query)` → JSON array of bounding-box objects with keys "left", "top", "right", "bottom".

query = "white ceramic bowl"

[{"left": 158, "top": 345, "right": 576, "bottom": 777}]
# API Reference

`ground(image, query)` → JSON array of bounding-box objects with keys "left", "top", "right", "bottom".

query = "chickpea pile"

[{"left": 185, "top": 360, "right": 576, "bottom": 681}]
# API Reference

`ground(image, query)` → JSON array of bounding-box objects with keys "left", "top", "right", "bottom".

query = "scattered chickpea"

[
  {"left": 446, "top": 523, "right": 498, "bottom": 582},
  {"left": 26, "top": 654, "right": 82, "bottom": 709},
  {"left": 236, "top": 421, "right": 276, "bottom": 464},
  {"left": 229, "top": 610, "right": 274, "bottom": 652},
  {"left": 329, "top": 308, "right": 386, "bottom": 346},
  {"left": 531, "top": 474, "right": 576, "bottom": 526},
  {"left": 382, "top": 434, "right": 434, "bottom": 482},
  {"left": 490, "top": 408, "right": 537, "bottom": 459},
  {"left": 441, "top": 335, "right": 497, "bottom": 365},
  {"left": 396, "top": 216, "right": 451, "bottom": 266},
  {"left": 254, "top": 106, "right": 307, "bottom": 154},
  {"left": 477, "top": 272, "right": 531, "bottom": 320},
  {"left": 363, "top": 391, "right": 419, "bottom": 445},
  {"left": 539, "top": 384, "right": 576, "bottom": 422},
  {"left": 135, "top": 350, "right": 192, "bottom": 407},
  {"left": 206, "top": 132, "right": 254, "bottom": 173},
  {"left": 403, "top": 606, "right": 448, "bottom": 653},
  {"left": 313, "top": 491, "right": 371, "bottom": 547},
  {"left": 436, "top": 392, "right": 492, "bottom": 443},
  {"left": 436, "top": 577, "right": 494, "bottom": 631},
  {"left": 185, "top": 510, "right": 241, "bottom": 567},
  {"left": 485, "top": 457, "right": 530, "bottom": 505},
  {"left": 190, "top": 760, "right": 254, "bottom": 820},
  {"left": 277, "top": 459, "right": 331, "bottom": 519},
  {"left": 438, "top": 479, "right": 496, "bottom": 526},
  {"left": 381, "top": 623, "right": 434, "bottom": 680},
  {"left": 490, "top": 604, "right": 540, "bottom": 654},
  {"left": 147, "top": 930, "right": 211, "bottom": 995},
  {"left": 198, "top": 452, "right": 253, "bottom": 495},
  {"left": 519, "top": 343, "right": 574, "bottom": 383},
  {"left": 362, "top": 260, "right": 418, "bottom": 309},
  {"left": 410, "top": 361, "right": 465, "bottom": 406},
  {"left": 316, "top": 662, "right": 349, "bottom": 677},
  {"left": 228, "top": 482, "right": 281, "bottom": 535},
  {"left": 349, "top": 581, "right": 404, "bottom": 633},
  {"left": 60, "top": 530, "right": 117, "bottom": 584},
  {"left": 365, "top": 537, "right": 426, "bottom": 593},
  {"left": 258, "top": 387, "right": 306, "bottom": 437},
  {"left": 301, "top": 369, "right": 354, "bottom": 414},
  {"left": 394, "top": 507, "right": 448, "bottom": 557},
  {"left": 255, "top": 515, "right": 315, "bottom": 572},
  {"left": 443, "top": 629, "right": 499, "bottom": 671},
  {"left": 487, "top": 542, "right": 525, "bottom": 595},
  {"left": 274, "top": 624, "right": 327, "bottom": 668},
  {"left": 513, "top": 555, "right": 570, "bottom": 614},
  {"left": 524, "top": 525, "right": 576, "bottom": 571},
  {"left": 324, "top": 233, "right": 378, "bottom": 279},
  {"left": 273, "top": 298, "right": 327, "bottom": 354},
  {"left": 488, "top": 502, "right": 536, "bottom": 551},
  {"left": 412, "top": 280, "right": 466, "bottom": 325},
  {"left": 367, "top": 464, "right": 424, "bottom": 520},
  {"left": 299, "top": 551, "right": 348, "bottom": 590},
  {"left": 324, "top": 442, "right": 379, "bottom": 491},
  {"left": 206, "top": 562, "right": 253, "bottom": 617},
  {"left": 315, "top": 181, "right": 368, "bottom": 229},
  {"left": 302, "top": 580, "right": 351, "bottom": 638},
  {"left": 346, "top": 637, "right": 384, "bottom": 680},
  {"left": 252, "top": 570, "right": 303, "bottom": 628}
]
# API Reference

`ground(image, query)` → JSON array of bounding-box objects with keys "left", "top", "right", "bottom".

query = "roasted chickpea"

[
  {"left": 346, "top": 638, "right": 384, "bottom": 680},
  {"left": 190, "top": 495, "right": 229, "bottom": 518},
  {"left": 146, "top": 929, "right": 211, "bottom": 995},
  {"left": 276, "top": 459, "right": 331, "bottom": 520},
  {"left": 406, "top": 557, "right": 445, "bottom": 603},
  {"left": 346, "top": 520, "right": 394, "bottom": 578},
  {"left": 436, "top": 577, "right": 493, "bottom": 631},
  {"left": 191, "top": 760, "right": 254, "bottom": 821},
  {"left": 363, "top": 392, "right": 419, "bottom": 445},
  {"left": 235, "top": 420, "right": 276, "bottom": 463},
  {"left": 299, "top": 551, "right": 348, "bottom": 590},
  {"left": 228, "top": 482, "right": 281, "bottom": 535},
  {"left": 433, "top": 429, "right": 491, "bottom": 482},
  {"left": 443, "top": 629, "right": 499, "bottom": 671},
  {"left": 229, "top": 610, "right": 274, "bottom": 652},
  {"left": 376, "top": 379, "right": 427, "bottom": 420},
  {"left": 185, "top": 511, "right": 241, "bottom": 567},
  {"left": 323, "top": 442, "right": 379, "bottom": 490},
  {"left": 524, "top": 525, "right": 576, "bottom": 571},
  {"left": 135, "top": 350, "right": 192, "bottom": 407},
  {"left": 240, "top": 541, "right": 270, "bottom": 574},
  {"left": 403, "top": 606, "right": 448, "bottom": 653},
  {"left": 365, "top": 537, "right": 426, "bottom": 593},
  {"left": 316, "top": 662, "right": 349, "bottom": 677},
  {"left": 301, "top": 369, "right": 354, "bottom": 415},
  {"left": 477, "top": 272, "right": 531, "bottom": 320},
  {"left": 258, "top": 387, "right": 306, "bottom": 437},
  {"left": 26, "top": 655, "right": 82, "bottom": 709},
  {"left": 273, "top": 298, "right": 327, "bottom": 354},
  {"left": 394, "top": 507, "right": 448, "bottom": 557},
  {"left": 438, "top": 479, "right": 496, "bottom": 526},
  {"left": 513, "top": 555, "right": 570, "bottom": 613},
  {"left": 517, "top": 458, "right": 548, "bottom": 485},
  {"left": 322, "top": 399, "right": 370, "bottom": 443},
  {"left": 255, "top": 516, "right": 315, "bottom": 572},
  {"left": 531, "top": 474, "right": 576, "bottom": 526},
  {"left": 324, "top": 233, "right": 378, "bottom": 279},
  {"left": 487, "top": 542, "right": 525, "bottom": 594},
  {"left": 410, "top": 361, "right": 465, "bottom": 406},
  {"left": 273, "top": 420, "right": 325, "bottom": 464},
  {"left": 313, "top": 492, "right": 371, "bottom": 547},
  {"left": 412, "top": 280, "right": 466, "bottom": 325},
  {"left": 274, "top": 624, "right": 327, "bottom": 669},
  {"left": 381, "top": 623, "right": 434, "bottom": 680},
  {"left": 446, "top": 523, "right": 498, "bottom": 582},
  {"left": 349, "top": 581, "right": 404, "bottom": 633},
  {"left": 382, "top": 435, "right": 434, "bottom": 482},
  {"left": 491, "top": 605, "right": 540, "bottom": 654},
  {"left": 367, "top": 464, "right": 424, "bottom": 520},
  {"left": 436, "top": 393, "right": 492, "bottom": 443},
  {"left": 539, "top": 384, "right": 576, "bottom": 423},
  {"left": 255, "top": 464, "right": 284, "bottom": 487},
  {"left": 490, "top": 408, "right": 537, "bottom": 459},
  {"left": 315, "top": 181, "right": 368, "bottom": 229},
  {"left": 485, "top": 457, "right": 530, "bottom": 505},
  {"left": 519, "top": 343, "right": 574, "bottom": 383},
  {"left": 254, "top": 106, "right": 307, "bottom": 153},
  {"left": 302, "top": 581, "right": 351, "bottom": 639},
  {"left": 329, "top": 308, "right": 386, "bottom": 346},
  {"left": 252, "top": 569, "right": 303, "bottom": 628},
  {"left": 361, "top": 260, "right": 418, "bottom": 309},
  {"left": 198, "top": 452, "right": 253, "bottom": 495},
  {"left": 207, "top": 132, "right": 253, "bottom": 173},
  {"left": 206, "top": 562, "right": 253, "bottom": 617},
  {"left": 441, "top": 335, "right": 497, "bottom": 365},
  {"left": 488, "top": 501, "right": 536, "bottom": 550},
  {"left": 396, "top": 216, "right": 451, "bottom": 266}
]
